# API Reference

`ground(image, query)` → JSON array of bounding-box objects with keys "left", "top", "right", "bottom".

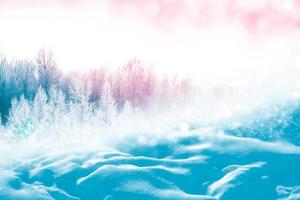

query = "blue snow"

[{"left": 1, "top": 106, "right": 300, "bottom": 199}]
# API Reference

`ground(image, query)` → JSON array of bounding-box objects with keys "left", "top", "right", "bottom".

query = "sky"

[{"left": 0, "top": 0, "right": 300, "bottom": 85}]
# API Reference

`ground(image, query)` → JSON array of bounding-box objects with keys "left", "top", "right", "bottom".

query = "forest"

[{"left": 0, "top": 49, "right": 190, "bottom": 139}]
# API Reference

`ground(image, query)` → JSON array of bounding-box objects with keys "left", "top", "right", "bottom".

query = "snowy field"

[
  {"left": 1, "top": 93, "right": 300, "bottom": 200},
  {"left": 1, "top": 128, "right": 300, "bottom": 200}
]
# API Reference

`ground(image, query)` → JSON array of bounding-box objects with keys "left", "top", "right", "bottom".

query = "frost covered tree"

[
  {"left": 59, "top": 74, "right": 73, "bottom": 102},
  {"left": 0, "top": 55, "right": 8, "bottom": 120},
  {"left": 35, "top": 48, "right": 61, "bottom": 95},
  {"left": 31, "top": 87, "right": 49, "bottom": 137},
  {"left": 101, "top": 81, "right": 117, "bottom": 123},
  {"left": 13, "top": 60, "right": 38, "bottom": 100},
  {"left": 49, "top": 87, "right": 66, "bottom": 112},
  {"left": 118, "top": 58, "right": 157, "bottom": 108},
  {"left": 47, "top": 87, "right": 68, "bottom": 136},
  {"left": 70, "top": 73, "right": 92, "bottom": 123},
  {"left": 33, "top": 87, "right": 48, "bottom": 122},
  {"left": 0, "top": 57, "right": 38, "bottom": 122},
  {"left": 111, "top": 68, "right": 126, "bottom": 108},
  {"left": 89, "top": 68, "right": 106, "bottom": 103},
  {"left": 8, "top": 95, "right": 33, "bottom": 138}
]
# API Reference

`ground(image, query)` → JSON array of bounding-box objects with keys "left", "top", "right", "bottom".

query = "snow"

[
  {"left": 1, "top": 129, "right": 300, "bottom": 200},
  {"left": 277, "top": 185, "right": 300, "bottom": 200},
  {"left": 207, "top": 162, "right": 265, "bottom": 198}
]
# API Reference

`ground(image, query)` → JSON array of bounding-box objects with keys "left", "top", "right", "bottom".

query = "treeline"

[{"left": 0, "top": 49, "right": 190, "bottom": 124}]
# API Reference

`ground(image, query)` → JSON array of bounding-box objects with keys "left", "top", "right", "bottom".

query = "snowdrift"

[{"left": 1, "top": 128, "right": 300, "bottom": 200}]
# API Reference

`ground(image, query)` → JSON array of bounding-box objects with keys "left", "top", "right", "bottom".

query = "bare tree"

[{"left": 35, "top": 48, "right": 61, "bottom": 95}]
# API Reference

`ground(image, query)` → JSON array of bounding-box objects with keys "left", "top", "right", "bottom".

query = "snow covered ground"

[{"left": 1, "top": 126, "right": 300, "bottom": 200}]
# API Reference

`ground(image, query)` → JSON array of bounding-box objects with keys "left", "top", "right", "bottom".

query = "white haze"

[{"left": 0, "top": 6, "right": 300, "bottom": 87}]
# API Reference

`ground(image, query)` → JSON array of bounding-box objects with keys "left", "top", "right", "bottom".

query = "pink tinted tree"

[
  {"left": 88, "top": 68, "right": 106, "bottom": 103},
  {"left": 118, "top": 58, "right": 157, "bottom": 107}
]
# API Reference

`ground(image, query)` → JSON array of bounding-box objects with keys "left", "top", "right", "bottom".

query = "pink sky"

[
  {"left": 112, "top": 0, "right": 300, "bottom": 34},
  {"left": 0, "top": 0, "right": 300, "bottom": 85},
  {"left": 1, "top": 0, "right": 300, "bottom": 33}
]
